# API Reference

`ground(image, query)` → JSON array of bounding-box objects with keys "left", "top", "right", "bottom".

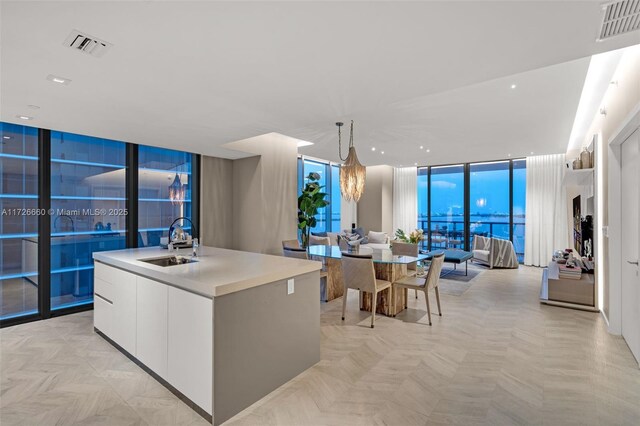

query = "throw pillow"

[
  {"left": 352, "top": 227, "right": 366, "bottom": 239},
  {"left": 368, "top": 231, "right": 387, "bottom": 244}
]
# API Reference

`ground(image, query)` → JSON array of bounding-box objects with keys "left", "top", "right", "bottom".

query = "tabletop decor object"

[{"left": 395, "top": 228, "right": 425, "bottom": 244}]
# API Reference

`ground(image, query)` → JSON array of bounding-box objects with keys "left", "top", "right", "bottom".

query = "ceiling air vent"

[
  {"left": 598, "top": 0, "right": 640, "bottom": 40},
  {"left": 63, "top": 29, "right": 112, "bottom": 58}
]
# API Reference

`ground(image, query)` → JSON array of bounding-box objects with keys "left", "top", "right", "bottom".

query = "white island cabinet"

[{"left": 93, "top": 246, "right": 320, "bottom": 425}]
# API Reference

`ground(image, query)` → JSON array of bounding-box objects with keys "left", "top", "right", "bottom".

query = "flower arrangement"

[{"left": 395, "top": 228, "right": 424, "bottom": 244}]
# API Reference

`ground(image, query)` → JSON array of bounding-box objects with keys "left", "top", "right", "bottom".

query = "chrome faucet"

[{"left": 168, "top": 217, "right": 198, "bottom": 244}]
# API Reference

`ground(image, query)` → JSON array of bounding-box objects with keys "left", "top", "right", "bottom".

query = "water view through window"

[{"left": 418, "top": 159, "right": 526, "bottom": 262}]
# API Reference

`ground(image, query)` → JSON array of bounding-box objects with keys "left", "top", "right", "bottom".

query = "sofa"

[
  {"left": 313, "top": 228, "right": 391, "bottom": 250},
  {"left": 472, "top": 235, "right": 518, "bottom": 269}
]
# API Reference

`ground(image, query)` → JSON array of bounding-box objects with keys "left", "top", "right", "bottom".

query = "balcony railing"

[{"left": 417, "top": 218, "right": 525, "bottom": 259}]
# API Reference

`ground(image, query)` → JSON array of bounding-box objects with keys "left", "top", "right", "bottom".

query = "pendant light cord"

[{"left": 337, "top": 120, "right": 355, "bottom": 162}]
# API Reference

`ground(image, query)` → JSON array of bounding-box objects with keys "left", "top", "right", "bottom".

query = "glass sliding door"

[
  {"left": 0, "top": 123, "right": 39, "bottom": 320},
  {"left": 138, "top": 146, "right": 193, "bottom": 246},
  {"left": 512, "top": 159, "right": 526, "bottom": 261},
  {"left": 50, "top": 131, "right": 126, "bottom": 310},
  {"left": 469, "top": 161, "right": 510, "bottom": 247},
  {"left": 429, "top": 165, "right": 465, "bottom": 250}
]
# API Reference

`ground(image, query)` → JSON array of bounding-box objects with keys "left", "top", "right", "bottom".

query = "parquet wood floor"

[{"left": 2, "top": 266, "right": 639, "bottom": 425}]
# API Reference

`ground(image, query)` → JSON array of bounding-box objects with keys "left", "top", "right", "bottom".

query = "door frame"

[{"left": 608, "top": 102, "right": 640, "bottom": 337}]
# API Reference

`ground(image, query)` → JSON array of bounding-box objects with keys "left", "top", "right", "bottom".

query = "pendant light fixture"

[
  {"left": 337, "top": 120, "right": 366, "bottom": 202},
  {"left": 168, "top": 173, "right": 185, "bottom": 206}
]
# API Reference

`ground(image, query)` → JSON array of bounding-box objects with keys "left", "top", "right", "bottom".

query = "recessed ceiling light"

[
  {"left": 414, "top": 162, "right": 418, "bottom": 166},
  {"left": 371, "top": 147, "right": 376, "bottom": 151},
  {"left": 426, "top": 149, "right": 431, "bottom": 153},
  {"left": 530, "top": 151, "right": 534, "bottom": 155},
  {"left": 419, "top": 146, "right": 423, "bottom": 149},
  {"left": 17, "top": 115, "right": 33, "bottom": 120},
  {"left": 381, "top": 151, "right": 384, "bottom": 154},
  {"left": 46, "top": 74, "right": 72, "bottom": 85},
  {"left": 511, "top": 84, "right": 517, "bottom": 89},
  {"left": 508, "top": 154, "right": 512, "bottom": 157}
]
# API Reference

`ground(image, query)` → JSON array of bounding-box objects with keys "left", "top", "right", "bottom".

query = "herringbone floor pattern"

[{"left": 2, "top": 266, "right": 639, "bottom": 425}]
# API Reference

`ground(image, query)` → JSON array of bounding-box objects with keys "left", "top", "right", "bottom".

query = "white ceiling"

[{"left": 1, "top": 1, "right": 639, "bottom": 166}]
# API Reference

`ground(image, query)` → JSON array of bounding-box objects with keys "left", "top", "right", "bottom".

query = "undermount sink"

[{"left": 139, "top": 255, "right": 198, "bottom": 267}]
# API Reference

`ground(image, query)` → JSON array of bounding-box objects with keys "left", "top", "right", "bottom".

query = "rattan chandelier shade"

[
  {"left": 339, "top": 147, "right": 366, "bottom": 202},
  {"left": 336, "top": 121, "right": 366, "bottom": 202}
]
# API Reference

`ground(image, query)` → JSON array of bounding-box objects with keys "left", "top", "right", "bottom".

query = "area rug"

[{"left": 435, "top": 263, "right": 486, "bottom": 296}]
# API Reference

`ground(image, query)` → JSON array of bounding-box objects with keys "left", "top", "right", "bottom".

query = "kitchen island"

[{"left": 92, "top": 246, "right": 321, "bottom": 425}]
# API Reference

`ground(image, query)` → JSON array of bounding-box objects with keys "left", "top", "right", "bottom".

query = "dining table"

[{"left": 307, "top": 245, "right": 429, "bottom": 316}]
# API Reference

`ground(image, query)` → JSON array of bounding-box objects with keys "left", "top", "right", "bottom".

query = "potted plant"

[{"left": 298, "top": 172, "right": 330, "bottom": 248}]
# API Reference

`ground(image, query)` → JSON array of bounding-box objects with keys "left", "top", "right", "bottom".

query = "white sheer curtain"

[
  {"left": 524, "top": 154, "right": 569, "bottom": 266},
  {"left": 392, "top": 167, "right": 418, "bottom": 234},
  {"left": 340, "top": 198, "right": 357, "bottom": 231}
]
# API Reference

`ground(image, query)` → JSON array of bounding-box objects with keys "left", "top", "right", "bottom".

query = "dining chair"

[
  {"left": 340, "top": 253, "right": 392, "bottom": 328},
  {"left": 392, "top": 252, "right": 445, "bottom": 325},
  {"left": 282, "top": 247, "right": 329, "bottom": 298},
  {"left": 282, "top": 239, "right": 301, "bottom": 249},
  {"left": 391, "top": 241, "right": 420, "bottom": 299}
]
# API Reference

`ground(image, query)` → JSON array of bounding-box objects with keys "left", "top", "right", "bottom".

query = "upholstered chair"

[
  {"left": 282, "top": 239, "right": 301, "bottom": 249},
  {"left": 392, "top": 252, "right": 445, "bottom": 325},
  {"left": 340, "top": 253, "right": 392, "bottom": 328},
  {"left": 391, "top": 241, "right": 420, "bottom": 298}
]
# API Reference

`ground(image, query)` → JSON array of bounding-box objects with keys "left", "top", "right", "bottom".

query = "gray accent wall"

[
  {"left": 357, "top": 165, "right": 394, "bottom": 235},
  {"left": 200, "top": 133, "right": 299, "bottom": 255},
  {"left": 200, "top": 156, "right": 234, "bottom": 249}
]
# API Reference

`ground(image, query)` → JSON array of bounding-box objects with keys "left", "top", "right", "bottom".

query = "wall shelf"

[{"left": 563, "top": 168, "right": 594, "bottom": 187}]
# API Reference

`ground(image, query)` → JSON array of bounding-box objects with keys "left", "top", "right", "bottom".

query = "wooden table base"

[
  {"left": 360, "top": 263, "right": 407, "bottom": 316},
  {"left": 312, "top": 256, "right": 344, "bottom": 302}
]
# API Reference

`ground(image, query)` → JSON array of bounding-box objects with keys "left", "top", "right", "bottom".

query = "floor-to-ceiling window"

[
  {"left": 330, "top": 165, "right": 341, "bottom": 231},
  {"left": 50, "top": 131, "right": 126, "bottom": 310},
  {"left": 429, "top": 165, "right": 465, "bottom": 250},
  {"left": 297, "top": 156, "right": 341, "bottom": 234},
  {"left": 138, "top": 146, "right": 193, "bottom": 246},
  {"left": 417, "top": 168, "right": 429, "bottom": 250},
  {"left": 0, "top": 123, "right": 39, "bottom": 320},
  {"left": 417, "top": 159, "right": 526, "bottom": 261},
  {"left": 469, "top": 160, "right": 510, "bottom": 245},
  {"left": 0, "top": 121, "right": 199, "bottom": 327}
]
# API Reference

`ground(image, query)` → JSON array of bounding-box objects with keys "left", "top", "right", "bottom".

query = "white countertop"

[{"left": 93, "top": 246, "right": 321, "bottom": 298}]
